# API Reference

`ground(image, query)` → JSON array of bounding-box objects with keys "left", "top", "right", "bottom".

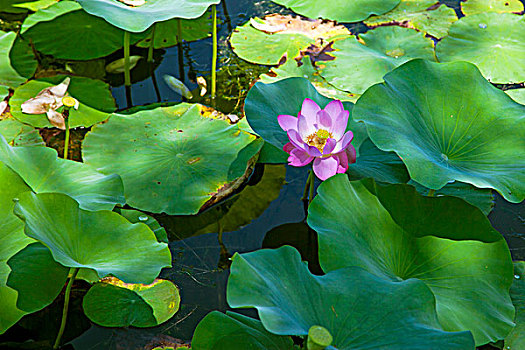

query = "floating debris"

[
  {"left": 163, "top": 75, "right": 193, "bottom": 99},
  {"left": 197, "top": 76, "right": 207, "bottom": 97},
  {"left": 105, "top": 56, "right": 142, "bottom": 74}
]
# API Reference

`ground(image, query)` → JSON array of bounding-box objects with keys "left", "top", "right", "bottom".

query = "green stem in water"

[
  {"left": 53, "top": 267, "right": 79, "bottom": 349},
  {"left": 301, "top": 170, "right": 314, "bottom": 201},
  {"left": 124, "top": 31, "right": 131, "bottom": 87},
  {"left": 147, "top": 24, "right": 155, "bottom": 63},
  {"left": 427, "top": 189, "right": 436, "bottom": 197},
  {"left": 63, "top": 115, "right": 69, "bottom": 160},
  {"left": 211, "top": 4, "right": 217, "bottom": 101},
  {"left": 309, "top": 170, "right": 315, "bottom": 205}
]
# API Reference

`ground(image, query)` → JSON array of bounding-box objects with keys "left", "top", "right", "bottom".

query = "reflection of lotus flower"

[
  {"left": 21, "top": 77, "right": 78, "bottom": 130},
  {"left": 278, "top": 98, "right": 356, "bottom": 180}
]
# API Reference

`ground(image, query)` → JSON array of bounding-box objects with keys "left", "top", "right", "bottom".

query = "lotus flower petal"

[
  {"left": 316, "top": 109, "right": 332, "bottom": 130},
  {"left": 283, "top": 142, "right": 295, "bottom": 153},
  {"left": 332, "top": 130, "right": 354, "bottom": 154},
  {"left": 323, "top": 138, "right": 337, "bottom": 155},
  {"left": 300, "top": 98, "right": 321, "bottom": 122},
  {"left": 297, "top": 112, "right": 315, "bottom": 138},
  {"left": 46, "top": 109, "right": 65, "bottom": 130},
  {"left": 48, "top": 77, "right": 70, "bottom": 98},
  {"left": 336, "top": 151, "right": 348, "bottom": 173},
  {"left": 288, "top": 148, "right": 314, "bottom": 166},
  {"left": 313, "top": 156, "right": 339, "bottom": 181},
  {"left": 278, "top": 114, "right": 298, "bottom": 132},
  {"left": 324, "top": 99, "right": 344, "bottom": 118},
  {"left": 331, "top": 110, "right": 349, "bottom": 140},
  {"left": 346, "top": 144, "right": 357, "bottom": 164}
]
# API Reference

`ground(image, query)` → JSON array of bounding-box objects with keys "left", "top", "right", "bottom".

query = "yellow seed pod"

[{"left": 62, "top": 96, "right": 77, "bottom": 108}]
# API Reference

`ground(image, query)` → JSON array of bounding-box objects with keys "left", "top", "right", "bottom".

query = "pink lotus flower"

[{"left": 278, "top": 98, "right": 356, "bottom": 180}]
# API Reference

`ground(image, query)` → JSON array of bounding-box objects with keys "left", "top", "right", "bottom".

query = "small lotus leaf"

[
  {"left": 507, "top": 88, "right": 525, "bottom": 105},
  {"left": 83, "top": 103, "right": 260, "bottom": 214},
  {"left": 244, "top": 77, "right": 366, "bottom": 162},
  {"left": 0, "top": 135, "right": 125, "bottom": 211},
  {"left": 76, "top": 0, "right": 220, "bottom": 33},
  {"left": 462, "top": 0, "right": 524, "bottom": 16},
  {"left": 13, "top": 0, "right": 59, "bottom": 11},
  {"left": 230, "top": 15, "right": 349, "bottom": 65},
  {"left": 307, "top": 175, "right": 514, "bottom": 345},
  {"left": 505, "top": 262, "right": 525, "bottom": 349},
  {"left": 192, "top": 311, "right": 295, "bottom": 350},
  {"left": 227, "top": 246, "right": 475, "bottom": 349},
  {"left": 260, "top": 57, "right": 358, "bottom": 102},
  {"left": 136, "top": 14, "right": 211, "bottom": 49},
  {"left": 318, "top": 26, "right": 435, "bottom": 94},
  {"left": 365, "top": 0, "right": 458, "bottom": 38},
  {"left": 436, "top": 13, "right": 525, "bottom": 83},
  {"left": 10, "top": 75, "right": 116, "bottom": 129},
  {"left": 0, "top": 0, "right": 30, "bottom": 13},
  {"left": 0, "top": 118, "right": 44, "bottom": 147},
  {"left": 353, "top": 59, "right": 525, "bottom": 203},
  {"left": 21, "top": 1, "right": 147, "bottom": 60},
  {"left": 6, "top": 242, "right": 69, "bottom": 313},
  {"left": 0, "top": 162, "right": 33, "bottom": 334},
  {"left": 13, "top": 192, "right": 172, "bottom": 284},
  {"left": 83, "top": 278, "right": 180, "bottom": 327},
  {"left": 119, "top": 209, "right": 168, "bottom": 243},
  {"left": 271, "top": 0, "right": 401, "bottom": 23}
]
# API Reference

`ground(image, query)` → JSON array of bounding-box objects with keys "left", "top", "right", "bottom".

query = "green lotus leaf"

[
  {"left": 307, "top": 175, "right": 514, "bottom": 345},
  {"left": 76, "top": 0, "right": 220, "bottom": 33},
  {"left": 227, "top": 246, "right": 475, "bottom": 349},
  {"left": 83, "top": 103, "right": 261, "bottom": 214},
  {"left": 353, "top": 59, "right": 525, "bottom": 203},
  {"left": 260, "top": 57, "right": 358, "bottom": 102},
  {"left": 21, "top": 1, "right": 147, "bottom": 60},
  {"left": 436, "top": 13, "right": 525, "bottom": 83},
  {"left": 119, "top": 209, "right": 168, "bottom": 243},
  {"left": 8, "top": 36, "right": 37, "bottom": 81},
  {"left": 192, "top": 311, "right": 295, "bottom": 350},
  {"left": 244, "top": 77, "right": 366, "bottom": 160},
  {"left": 318, "top": 26, "right": 435, "bottom": 94},
  {"left": 13, "top": 191, "right": 172, "bottom": 284},
  {"left": 271, "top": 0, "right": 401, "bottom": 23},
  {"left": 0, "top": 31, "right": 33, "bottom": 90},
  {"left": 504, "top": 262, "right": 525, "bottom": 349},
  {"left": 347, "top": 138, "right": 410, "bottom": 184},
  {"left": 6, "top": 242, "right": 69, "bottom": 313},
  {"left": 0, "top": 0, "right": 30, "bottom": 13},
  {"left": 13, "top": 0, "right": 58, "bottom": 11},
  {"left": 507, "top": 88, "right": 525, "bottom": 105},
  {"left": 409, "top": 180, "right": 494, "bottom": 216},
  {"left": 83, "top": 277, "right": 180, "bottom": 327},
  {"left": 364, "top": 0, "right": 458, "bottom": 38},
  {"left": 462, "top": 0, "right": 524, "bottom": 16},
  {"left": 230, "top": 17, "right": 349, "bottom": 65},
  {"left": 160, "top": 164, "right": 286, "bottom": 239},
  {"left": 0, "top": 117, "right": 45, "bottom": 147},
  {"left": 0, "top": 135, "right": 125, "bottom": 211},
  {"left": 0, "top": 162, "right": 34, "bottom": 334},
  {"left": 257, "top": 142, "right": 288, "bottom": 164},
  {"left": 10, "top": 75, "right": 116, "bottom": 129},
  {"left": 136, "top": 14, "right": 211, "bottom": 49}
]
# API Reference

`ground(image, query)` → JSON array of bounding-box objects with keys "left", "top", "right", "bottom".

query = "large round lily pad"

[
  {"left": 271, "top": 0, "right": 401, "bottom": 23},
  {"left": 461, "top": 0, "right": 524, "bottom": 16},
  {"left": 10, "top": 75, "right": 116, "bottom": 129},
  {"left": 505, "top": 262, "right": 525, "bottom": 349},
  {"left": 192, "top": 311, "right": 294, "bottom": 350},
  {"left": 0, "top": 162, "right": 33, "bottom": 334},
  {"left": 227, "top": 246, "right": 475, "bottom": 349},
  {"left": 364, "top": 0, "right": 458, "bottom": 38},
  {"left": 21, "top": 1, "right": 147, "bottom": 60},
  {"left": 307, "top": 175, "right": 514, "bottom": 345},
  {"left": 0, "top": 135, "right": 125, "bottom": 211},
  {"left": 436, "top": 13, "right": 525, "bottom": 83},
  {"left": 76, "top": 0, "right": 220, "bottom": 33},
  {"left": 318, "top": 26, "right": 435, "bottom": 94},
  {"left": 353, "top": 59, "right": 525, "bottom": 203},
  {"left": 230, "top": 15, "right": 349, "bottom": 65},
  {"left": 13, "top": 191, "right": 172, "bottom": 284},
  {"left": 0, "top": 117, "right": 44, "bottom": 147},
  {"left": 83, "top": 103, "right": 261, "bottom": 215},
  {"left": 244, "top": 77, "right": 366, "bottom": 161},
  {"left": 83, "top": 277, "right": 180, "bottom": 327}
]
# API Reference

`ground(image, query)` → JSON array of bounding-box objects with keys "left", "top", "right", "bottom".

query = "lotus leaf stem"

[
  {"left": 427, "top": 189, "right": 436, "bottom": 197},
  {"left": 123, "top": 31, "right": 133, "bottom": 107},
  {"left": 306, "top": 325, "right": 333, "bottom": 350},
  {"left": 177, "top": 19, "right": 185, "bottom": 86},
  {"left": 211, "top": 4, "right": 217, "bottom": 101},
  {"left": 63, "top": 115, "right": 70, "bottom": 160},
  {"left": 53, "top": 267, "right": 79, "bottom": 349},
  {"left": 302, "top": 169, "right": 314, "bottom": 202},
  {"left": 309, "top": 170, "right": 315, "bottom": 205},
  {"left": 147, "top": 24, "right": 156, "bottom": 63}
]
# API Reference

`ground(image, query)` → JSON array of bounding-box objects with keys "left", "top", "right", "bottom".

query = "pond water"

[{"left": 1, "top": 0, "right": 524, "bottom": 349}]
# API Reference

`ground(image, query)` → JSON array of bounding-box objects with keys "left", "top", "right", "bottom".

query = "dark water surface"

[{"left": 1, "top": 0, "right": 524, "bottom": 349}]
